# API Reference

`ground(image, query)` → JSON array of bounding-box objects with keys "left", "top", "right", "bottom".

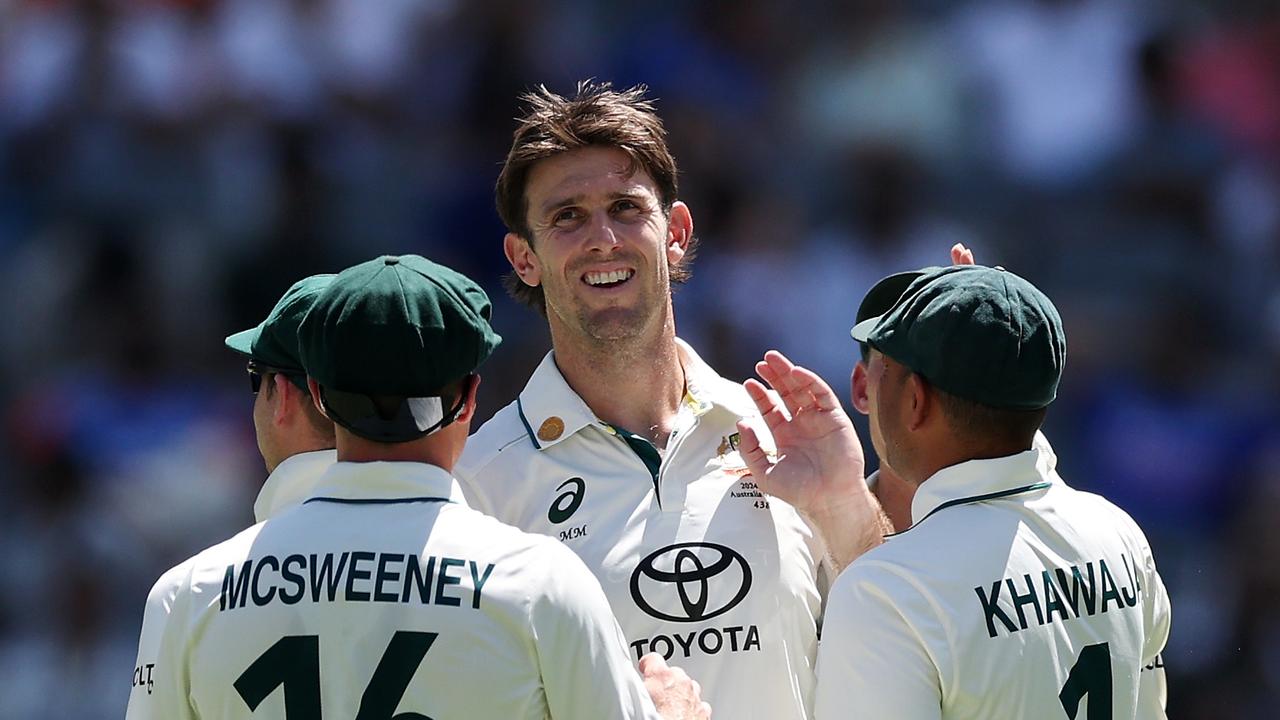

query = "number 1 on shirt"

[{"left": 1058, "top": 642, "right": 1112, "bottom": 720}]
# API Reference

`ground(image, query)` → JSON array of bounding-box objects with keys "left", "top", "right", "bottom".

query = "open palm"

[{"left": 736, "top": 351, "right": 866, "bottom": 513}]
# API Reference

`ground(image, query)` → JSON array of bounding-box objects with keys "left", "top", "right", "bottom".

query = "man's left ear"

[{"left": 667, "top": 201, "right": 693, "bottom": 266}]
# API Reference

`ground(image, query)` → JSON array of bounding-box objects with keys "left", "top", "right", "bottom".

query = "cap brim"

[
  {"left": 850, "top": 315, "right": 882, "bottom": 342},
  {"left": 224, "top": 326, "right": 261, "bottom": 356},
  {"left": 321, "top": 388, "right": 451, "bottom": 443}
]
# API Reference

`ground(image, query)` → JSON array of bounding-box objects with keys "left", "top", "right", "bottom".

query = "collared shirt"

[
  {"left": 127, "top": 461, "right": 661, "bottom": 720},
  {"left": 815, "top": 444, "right": 1171, "bottom": 720},
  {"left": 251, "top": 448, "right": 337, "bottom": 523},
  {"left": 458, "top": 340, "right": 828, "bottom": 720}
]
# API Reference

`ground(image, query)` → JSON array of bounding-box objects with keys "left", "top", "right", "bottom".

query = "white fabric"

[
  {"left": 458, "top": 340, "right": 828, "bottom": 720},
  {"left": 250, "top": 448, "right": 337, "bottom": 523},
  {"left": 815, "top": 443, "right": 1171, "bottom": 720},
  {"left": 126, "top": 461, "right": 660, "bottom": 720}
]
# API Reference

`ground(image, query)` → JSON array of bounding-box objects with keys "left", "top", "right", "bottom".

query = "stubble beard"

[{"left": 555, "top": 264, "right": 673, "bottom": 354}]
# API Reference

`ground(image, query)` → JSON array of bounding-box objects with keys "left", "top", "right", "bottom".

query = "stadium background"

[{"left": 0, "top": 0, "right": 1276, "bottom": 716}]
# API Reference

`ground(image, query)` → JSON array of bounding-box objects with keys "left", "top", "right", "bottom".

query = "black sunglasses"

[{"left": 246, "top": 362, "right": 300, "bottom": 394}]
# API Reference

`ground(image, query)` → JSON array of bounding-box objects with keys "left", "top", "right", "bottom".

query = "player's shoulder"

[
  {"left": 173, "top": 522, "right": 272, "bottom": 592},
  {"left": 1058, "top": 483, "right": 1155, "bottom": 553},
  {"left": 851, "top": 505, "right": 1016, "bottom": 592},
  {"left": 143, "top": 556, "right": 198, "bottom": 611},
  {"left": 459, "top": 400, "right": 532, "bottom": 480},
  {"left": 828, "top": 550, "right": 936, "bottom": 626},
  {"left": 140, "top": 522, "right": 267, "bottom": 615}
]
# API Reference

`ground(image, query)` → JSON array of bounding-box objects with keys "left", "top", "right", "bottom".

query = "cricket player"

[
  {"left": 456, "top": 81, "right": 886, "bottom": 720},
  {"left": 851, "top": 246, "right": 973, "bottom": 531},
  {"left": 740, "top": 265, "right": 1172, "bottom": 719},
  {"left": 127, "top": 274, "right": 339, "bottom": 712},
  {"left": 126, "top": 254, "right": 709, "bottom": 719}
]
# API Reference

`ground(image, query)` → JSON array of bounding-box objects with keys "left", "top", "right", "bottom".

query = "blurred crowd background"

[{"left": 0, "top": 0, "right": 1276, "bottom": 716}]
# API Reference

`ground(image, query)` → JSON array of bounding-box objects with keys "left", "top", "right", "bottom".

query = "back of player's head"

[
  {"left": 298, "top": 255, "right": 502, "bottom": 444},
  {"left": 854, "top": 265, "right": 1065, "bottom": 410}
]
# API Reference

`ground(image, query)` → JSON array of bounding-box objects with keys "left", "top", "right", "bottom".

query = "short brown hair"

[
  {"left": 495, "top": 80, "right": 695, "bottom": 313},
  {"left": 933, "top": 386, "right": 1046, "bottom": 450}
]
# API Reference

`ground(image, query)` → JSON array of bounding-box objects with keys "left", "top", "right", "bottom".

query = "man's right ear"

[
  {"left": 454, "top": 374, "right": 482, "bottom": 424},
  {"left": 306, "top": 378, "right": 328, "bottom": 419},
  {"left": 504, "top": 233, "right": 541, "bottom": 287}
]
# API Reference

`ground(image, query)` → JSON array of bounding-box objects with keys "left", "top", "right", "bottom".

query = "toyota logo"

[{"left": 630, "top": 542, "right": 752, "bottom": 623}]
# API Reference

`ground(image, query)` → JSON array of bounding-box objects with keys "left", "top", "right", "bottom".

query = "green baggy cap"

[
  {"left": 226, "top": 274, "right": 336, "bottom": 389},
  {"left": 298, "top": 255, "right": 502, "bottom": 442},
  {"left": 850, "top": 268, "right": 940, "bottom": 358},
  {"left": 851, "top": 265, "right": 1066, "bottom": 410}
]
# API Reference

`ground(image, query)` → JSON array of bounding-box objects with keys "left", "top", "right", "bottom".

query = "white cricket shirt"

[
  {"left": 252, "top": 449, "right": 337, "bottom": 523},
  {"left": 127, "top": 448, "right": 338, "bottom": 704},
  {"left": 458, "top": 340, "right": 828, "bottom": 720},
  {"left": 126, "top": 461, "right": 662, "bottom": 720},
  {"left": 815, "top": 443, "right": 1171, "bottom": 720}
]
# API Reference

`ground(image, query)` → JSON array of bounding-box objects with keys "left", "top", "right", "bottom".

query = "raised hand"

[
  {"left": 736, "top": 351, "right": 887, "bottom": 570},
  {"left": 736, "top": 351, "right": 865, "bottom": 513}
]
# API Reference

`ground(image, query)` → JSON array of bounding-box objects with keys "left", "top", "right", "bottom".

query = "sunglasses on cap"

[{"left": 246, "top": 361, "right": 303, "bottom": 394}]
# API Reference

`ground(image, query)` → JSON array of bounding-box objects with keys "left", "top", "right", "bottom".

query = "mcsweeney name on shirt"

[
  {"left": 974, "top": 554, "right": 1143, "bottom": 638},
  {"left": 219, "top": 552, "right": 496, "bottom": 612}
]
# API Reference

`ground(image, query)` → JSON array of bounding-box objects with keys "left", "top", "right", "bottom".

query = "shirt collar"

[
  {"left": 253, "top": 449, "right": 337, "bottom": 523},
  {"left": 303, "top": 461, "right": 466, "bottom": 504},
  {"left": 907, "top": 441, "right": 1058, "bottom": 528},
  {"left": 516, "top": 338, "right": 755, "bottom": 451}
]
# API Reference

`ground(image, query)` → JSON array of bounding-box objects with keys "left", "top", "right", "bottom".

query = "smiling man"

[{"left": 456, "top": 81, "right": 886, "bottom": 720}]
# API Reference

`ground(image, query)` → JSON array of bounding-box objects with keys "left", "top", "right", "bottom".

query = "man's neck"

[
  {"left": 871, "top": 465, "right": 916, "bottom": 533},
  {"left": 335, "top": 433, "right": 459, "bottom": 472},
  {"left": 550, "top": 326, "right": 685, "bottom": 449}
]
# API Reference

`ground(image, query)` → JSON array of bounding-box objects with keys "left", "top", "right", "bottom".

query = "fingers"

[
  {"left": 638, "top": 652, "right": 666, "bottom": 676},
  {"left": 787, "top": 364, "right": 842, "bottom": 413},
  {"left": 735, "top": 421, "right": 773, "bottom": 480},
  {"left": 743, "top": 378, "right": 790, "bottom": 434},
  {"left": 759, "top": 351, "right": 821, "bottom": 417},
  {"left": 641, "top": 653, "right": 709, "bottom": 717},
  {"left": 951, "top": 242, "right": 975, "bottom": 266}
]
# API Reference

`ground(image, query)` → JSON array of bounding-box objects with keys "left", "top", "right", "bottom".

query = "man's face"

[{"left": 508, "top": 146, "right": 689, "bottom": 345}]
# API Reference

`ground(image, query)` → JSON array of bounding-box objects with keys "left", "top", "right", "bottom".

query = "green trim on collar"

[
  {"left": 516, "top": 396, "right": 541, "bottom": 450},
  {"left": 304, "top": 496, "right": 454, "bottom": 506},
  {"left": 607, "top": 423, "right": 663, "bottom": 507},
  {"left": 886, "top": 481, "right": 1052, "bottom": 538}
]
